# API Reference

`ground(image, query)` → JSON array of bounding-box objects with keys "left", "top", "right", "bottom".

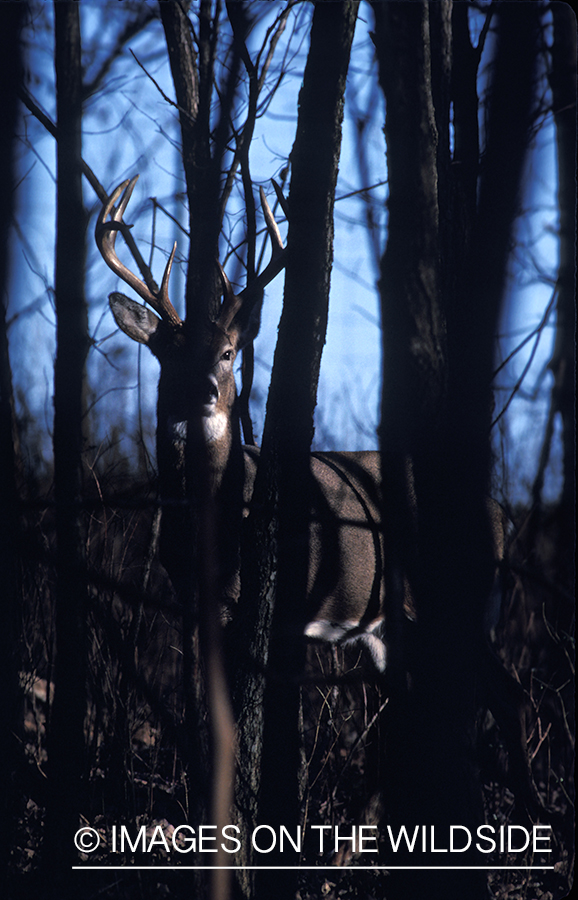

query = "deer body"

[
  {"left": 240, "top": 446, "right": 387, "bottom": 666},
  {"left": 109, "top": 271, "right": 388, "bottom": 665},
  {"left": 95, "top": 179, "right": 547, "bottom": 836}
]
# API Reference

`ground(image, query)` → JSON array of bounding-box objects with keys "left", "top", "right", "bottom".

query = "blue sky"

[{"left": 9, "top": 1, "right": 561, "bottom": 504}]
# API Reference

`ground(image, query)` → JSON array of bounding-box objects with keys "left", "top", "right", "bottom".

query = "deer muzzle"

[{"left": 201, "top": 374, "right": 219, "bottom": 415}]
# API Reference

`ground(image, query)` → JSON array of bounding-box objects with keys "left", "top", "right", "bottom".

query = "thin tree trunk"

[
  {"left": 233, "top": 5, "right": 359, "bottom": 899},
  {"left": 159, "top": 9, "right": 245, "bottom": 899},
  {"left": 542, "top": 3, "right": 576, "bottom": 527},
  {"left": 0, "top": 3, "right": 24, "bottom": 890},
  {"left": 43, "top": 3, "right": 89, "bottom": 892}
]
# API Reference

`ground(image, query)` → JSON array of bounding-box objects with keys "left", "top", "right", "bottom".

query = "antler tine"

[
  {"left": 113, "top": 174, "right": 139, "bottom": 222},
  {"left": 260, "top": 184, "right": 285, "bottom": 262},
  {"left": 271, "top": 179, "right": 289, "bottom": 220},
  {"left": 96, "top": 177, "right": 182, "bottom": 328},
  {"left": 213, "top": 182, "right": 288, "bottom": 330},
  {"left": 160, "top": 242, "right": 178, "bottom": 310},
  {"left": 216, "top": 262, "right": 243, "bottom": 331},
  {"left": 236, "top": 184, "right": 288, "bottom": 307}
]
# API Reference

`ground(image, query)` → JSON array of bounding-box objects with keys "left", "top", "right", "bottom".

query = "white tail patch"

[{"left": 304, "top": 617, "right": 388, "bottom": 672}]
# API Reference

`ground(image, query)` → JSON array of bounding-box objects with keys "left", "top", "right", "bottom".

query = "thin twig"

[
  {"left": 18, "top": 86, "right": 106, "bottom": 202},
  {"left": 130, "top": 49, "right": 196, "bottom": 123},
  {"left": 492, "top": 287, "right": 557, "bottom": 428}
]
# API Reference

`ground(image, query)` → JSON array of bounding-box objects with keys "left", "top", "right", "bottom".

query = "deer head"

[
  {"left": 96, "top": 176, "right": 287, "bottom": 589},
  {"left": 96, "top": 176, "right": 285, "bottom": 453}
]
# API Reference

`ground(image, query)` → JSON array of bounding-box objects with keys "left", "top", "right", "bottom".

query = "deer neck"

[
  {"left": 157, "top": 399, "right": 244, "bottom": 591},
  {"left": 200, "top": 411, "right": 238, "bottom": 495}
]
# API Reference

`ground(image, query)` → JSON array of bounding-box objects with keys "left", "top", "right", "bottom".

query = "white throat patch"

[
  {"left": 169, "top": 414, "right": 228, "bottom": 445},
  {"left": 202, "top": 411, "right": 228, "bottom": 444}
]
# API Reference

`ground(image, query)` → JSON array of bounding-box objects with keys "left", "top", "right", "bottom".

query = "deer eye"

[{"left": 221, "top": 349, "right": 233, "bottom": 362}]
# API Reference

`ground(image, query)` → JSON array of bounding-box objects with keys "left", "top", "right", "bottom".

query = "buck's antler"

[
  {"left": 96, "top": 176, "right": 182, "bottom": 328},
  {"left": 216, "top": 182, "right": 288, "bottom": 331}
]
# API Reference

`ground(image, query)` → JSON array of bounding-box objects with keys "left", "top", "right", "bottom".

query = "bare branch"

[
  {"left": 129, "top": 48, "right": 195, "bottom": 123},
  {"left": 18, "top": 86, "right": 106, "bottom": 202},
  {"left": 82, "top": 7, "right": 158, "bottom": 100}
]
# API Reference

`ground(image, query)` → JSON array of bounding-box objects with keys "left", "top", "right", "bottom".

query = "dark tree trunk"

[
  {"left": 159, "top": 0, "right": 214, "bottom": 848},
  {"left": 542, "top": 3, "right": 576, "bottom": 534},
  {"left": 43, "top": 2, "right": 89, "bottom": 893},
  {"left": 160, "top": 0, "right": 244, "bottom": 327},
  {"left": 159, "top": 9, "right": 245, "bottom": 899},
  {"left": 372, "top": 3, "right": 540, "bottom": 898},
  {"left": 0, "top": 3, "right": 24, "bottom": 890},
  {"left": 233, "top": 4, "right": 359, "bottom": 898}
]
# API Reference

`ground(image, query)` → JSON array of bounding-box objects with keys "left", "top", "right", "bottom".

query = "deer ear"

[{"left": 109, "top": 292, "right": 161, "bottom": 345}]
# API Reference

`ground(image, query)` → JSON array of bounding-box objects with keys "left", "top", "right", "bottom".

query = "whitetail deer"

[
  {"left": 96, "top": 178, "right": 545, "bottom": 837},
  {"left": 96, "top": 176, "right": 507, "bottom": 673}
]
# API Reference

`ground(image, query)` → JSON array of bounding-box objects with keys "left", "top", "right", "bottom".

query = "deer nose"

[{"left": 202, "top": 373, "right": 219, "bottom": 410}]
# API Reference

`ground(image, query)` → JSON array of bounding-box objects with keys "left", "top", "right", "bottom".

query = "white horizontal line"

[{"left": 72, "top": 865, "right": 555, "bottom": 871}]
